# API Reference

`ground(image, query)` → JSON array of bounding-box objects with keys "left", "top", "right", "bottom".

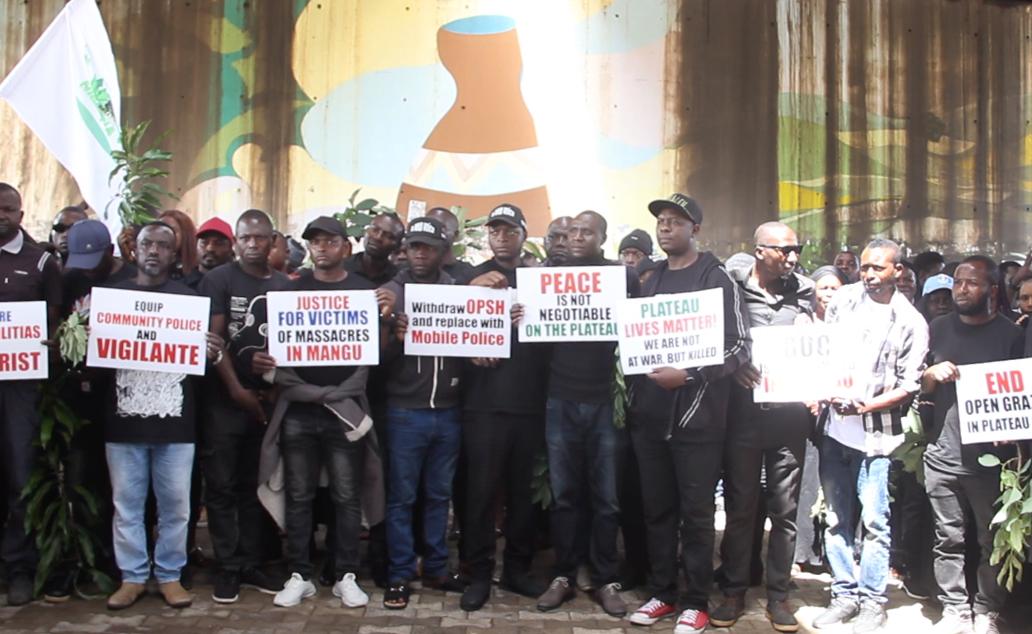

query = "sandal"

[{"left": 383, "top": 583, "right": 410, "bottom": 610}]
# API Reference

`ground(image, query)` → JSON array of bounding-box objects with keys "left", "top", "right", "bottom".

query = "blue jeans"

[
  {"left": 545, "top": 397, "right": 623, "bottom": 584},
  {"left": 106, "top": 443, "right": 194, "bottom": 583},
  {"left": 385, "top": 407, "right": 460, "bottom": 583},
  {"left": 818, "top": 436, "right": 891, "bottom": 604}
]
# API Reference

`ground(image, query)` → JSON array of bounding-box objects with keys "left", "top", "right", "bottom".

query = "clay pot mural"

[{"left": 396, "top": 15, "right": 551, "bottom": 234}]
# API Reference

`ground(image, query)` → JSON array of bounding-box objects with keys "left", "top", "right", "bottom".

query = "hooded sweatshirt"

[
  {"left": 627, "top": 252, "right": 750, "bottom": 441},
  {"left": 381, "top": 268, "right": 463, "bottom": 409}
]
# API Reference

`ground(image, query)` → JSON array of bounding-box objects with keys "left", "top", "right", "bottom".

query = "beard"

[{"left": 955, "top": 297, "right": 989, "bottom": 316}]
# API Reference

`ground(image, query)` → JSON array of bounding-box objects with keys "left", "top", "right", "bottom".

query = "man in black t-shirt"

[
  {"left": 256, "top": 216, "right": 395, "bottom": 609},
  {"left": 624, "top": 195, "right": 749, "bottom": 634},
  {"left": 459, "top": 205, "right": 549, "bottom": 611},
  {"left": 920, "top": 257, "right": 1022, "bottom": 634},
  {"left": 536, "top": 210, "right": 640, "bottom": 617},
  {"left": 0, "top": 183, "right": 62, "bottom": 606},
  {"left": 103, "top": 222, "right": 221, "bottom": 611},
  {"left": 343, "top": 212, "right": 405, "bottom": 285},
  {"left": 198, "top": 209, "right": 290, "bottom": 603}
]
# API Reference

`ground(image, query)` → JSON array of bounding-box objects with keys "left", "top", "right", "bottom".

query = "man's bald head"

[
  {"left": 753, "top": 221, "right": 797, "bottom": 246},
  {"left": 426, "top": 207, "right": 459, "bottom": 242}
]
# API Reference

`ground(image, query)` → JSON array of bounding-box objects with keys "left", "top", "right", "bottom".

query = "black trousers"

[
  {"left": 630, "top": 416, "right": 723, "bottom": 610},
  {"left": 462, "top": 411, "right": 543, "bottom": 580},
  {"left": 925, "top": 463, "right": 1007, "bottom": 613},
  {"left": 719, "top": 403, "right": 808, "bottom": 601},
  {"left": 200, "top": 396, "right": 265, "bottom": 572},
  {"left": 0, "top": 381, "right": 41, "bottom": 575},
  {"left": 281, "top": 404, "right": 365, "bottom": 579},
  {"left": 793, "top": 439, "right": 823, "bottom": 568}
]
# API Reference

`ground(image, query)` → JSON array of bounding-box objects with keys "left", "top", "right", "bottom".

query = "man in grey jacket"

[{"left": 813, "top": 238, "right": 928, "bottom": 633}]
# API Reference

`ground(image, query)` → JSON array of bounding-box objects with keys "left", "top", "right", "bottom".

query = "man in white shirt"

[{"left": 813, "top": 239, "right": 928, "bottom": 634}]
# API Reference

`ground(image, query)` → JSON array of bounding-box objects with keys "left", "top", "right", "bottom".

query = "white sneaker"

[
  {"left": 273, "top": 573, "right": 316, "bottom": 607},
  {"left": 333, "top": 572, "right": 369, "bottom": 608}
]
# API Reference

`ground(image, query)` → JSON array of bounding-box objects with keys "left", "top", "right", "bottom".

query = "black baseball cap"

[
  {"left": 302, "top": 216, "right": 347, "bottom": 240},
  {"left": 648, "top": 193, "right": 703, "bottom": 225},
  {"left": 404, "top": 216, "right": 449, "bottom": 248},
  {"left": 486, "top": 204, "right": 527, "bottom": 231},
  {"left": 619, "top": 229, "right": 653, "bottom": 256}
]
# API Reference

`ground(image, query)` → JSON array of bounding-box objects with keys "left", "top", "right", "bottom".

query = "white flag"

[{"left": 0, "top": 0, "right": 122, "bottom": 231}]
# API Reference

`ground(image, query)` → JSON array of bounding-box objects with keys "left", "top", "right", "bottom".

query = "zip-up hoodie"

[
  {"left": 381, "top": 268, "right": 463, "bottom": 409},
  {"left": 627, "top": 252, "right": 751, "bottom": 440}
]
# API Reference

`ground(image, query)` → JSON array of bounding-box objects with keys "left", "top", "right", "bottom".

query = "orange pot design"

[{"left": 397, "top": 15, "right": 551, "bottom": 234}]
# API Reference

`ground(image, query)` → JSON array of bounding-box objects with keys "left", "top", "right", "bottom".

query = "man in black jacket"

[
  {"left": 536, "top": 210, "right": 640, "bottom": 617},
  {"left": 712, "top": 222, "right": 814, "bottom": 633},
  {"left": 380, "top": 217, "right": 466, "bottom": 609},
  {"left": 459, "top": 204, "right": 549, "bottom": 610},
  {"left": 625, "top": 194, "right": 749, "bottom": 634}
]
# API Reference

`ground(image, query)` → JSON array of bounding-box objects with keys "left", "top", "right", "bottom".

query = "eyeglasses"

[
  {"left": 758, "top": 244, "right": 804, "bottom": 256},
  {"left": 52, "top": 223, "right": 72, "bottom": 233}
]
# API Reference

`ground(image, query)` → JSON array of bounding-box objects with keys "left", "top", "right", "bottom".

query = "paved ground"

[{"left": 1, "top": 525, "right": 1028, "bottom": 633}]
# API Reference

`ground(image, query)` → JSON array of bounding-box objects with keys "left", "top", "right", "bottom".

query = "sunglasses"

[
  {"left": 52, "top": 223, "right": 73, "bottom": 233},
  {"left": 758, "top": 244, "right": 804, "bottom": 256}
]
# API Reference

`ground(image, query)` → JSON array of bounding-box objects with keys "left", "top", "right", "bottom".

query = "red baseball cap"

[{"left": 196, "top": 217, "right": 234, "bottom": 241}]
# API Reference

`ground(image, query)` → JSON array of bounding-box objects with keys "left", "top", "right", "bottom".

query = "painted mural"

[{"left": 2, "top": 0, "right": 1031, "bottom": 260}]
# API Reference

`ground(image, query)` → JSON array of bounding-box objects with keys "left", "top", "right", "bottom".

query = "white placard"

[
  {"left": 87, "top": 287, "right": 210, "bottom": 375},
  {"left": 0, "top": 301, "right": 48, "bottom": 380},
  {"left": 956, "top": 358, "right": 1032, "bottom": 444},
  {"left": 516, "top": 266, "right": 627, "bottom": 342},
  {"left": 752, "top": 324, "right": 859, "bottom": 403},
  {"left": 616, "top": 289, "right": 724, "bottom": 375},
  {"left": 267, "top": 290, "right": 380, "bottom": 366},
  {"left": 404, "top": 284, "right": 511, "bottom": 358}
]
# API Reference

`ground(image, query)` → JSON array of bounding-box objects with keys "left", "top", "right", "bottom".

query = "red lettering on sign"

[{"left": 539, "top": 271, "right": 602, "bottom": 294}]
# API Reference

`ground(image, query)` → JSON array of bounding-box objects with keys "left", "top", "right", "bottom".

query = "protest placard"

[
  {"left": 956, "top": 358, "right": 1032, "bottom": 444},
  {"left": 516, "top": 266, "right": 626, "bottom": 342},
  {"left": 0, "top": 301, "right": 48, "bottom": 380},
  {"left": 404, "top": 284, "right": 511, "bottom": 358},
  {"left": 87, "top": 287, "right": 210, "bottom": 375},
  {"left": 751, "top": 323, "right": 859, "bottom": 403},
  {"left": 615, "top": 288, "right": 724, "bottom": 375},
  {"left": 267, "top": 290, "right": 379, "bottom": 366}
]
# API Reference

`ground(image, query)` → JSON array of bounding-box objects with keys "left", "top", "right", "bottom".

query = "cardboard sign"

[
  {"left": 0, "top": 301, "right": 48, "bottom": 380},
  {"left": 404, "top": 284, "right": 511, "bottom": 358},
  {"left": 516, "top": 266, "right": 627, "bottom": 342},
  {"left": 616, "top": 289, "right": 724, "bottom": 375},
  {"left": 87, "top": 287, "right": 210, "bottom": 375},
  {"left": 751, "top": 324, "right": 858, "bottom": 403},
  {"left": 956, "top": 358, "right": 1032, "bottom": 444},
  {"left": 266, "top": 290, "right": 380, "bottom": 366}
]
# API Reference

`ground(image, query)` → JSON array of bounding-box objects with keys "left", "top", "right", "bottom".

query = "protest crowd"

[{"left": 2, "top": 180, "right": 1032, "bottom": 634}]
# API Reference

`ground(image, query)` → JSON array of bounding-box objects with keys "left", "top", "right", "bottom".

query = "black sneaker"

[
  {"left": 240, "top": 567, "right": 282, "bottom": 595},
  {"left": 813, "top": 597, "right": 859, "bottom": 629},
  {"left": 42, "top": 569, "right": 74, "bottom": 603},
  {"left": 7, "top": 572, "right": 34, "bottom": 606},
  {"left": 852, "top": 602, "right": 886, "bottom": 634},
  {"left": 212, "top": 569, "right": 241, "bottom": 604}
]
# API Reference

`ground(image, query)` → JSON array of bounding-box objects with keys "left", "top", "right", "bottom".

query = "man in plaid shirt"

[{"left": 812, "top": 238, "right": 929, "bottom": 634}]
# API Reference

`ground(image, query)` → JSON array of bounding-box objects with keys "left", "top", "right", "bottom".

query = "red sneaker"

[
  {"left": 674, "top": 609, "right": 710, "bottom": 634},
  {"left": 629, "top": 598, "right": 677, "bottom": 625}
]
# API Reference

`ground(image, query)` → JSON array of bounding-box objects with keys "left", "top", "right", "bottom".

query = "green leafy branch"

[
  {"left": 108, "top": 121, "right": 176, "bottom": 228},
  {"left": 451, "top": 205, "right": 488, "bottom": 261},
  {"left": 22, "top": 376, "right": 113, "bottom": 597},
  {"left": 333, "top": 188, "right": 396, "bottom": 241},
  {"left": 530, "top": 451, "right": 552, "bottom": 510},
  {"left": 979, "top": 448, "right": 1032, "bottom": 591}
]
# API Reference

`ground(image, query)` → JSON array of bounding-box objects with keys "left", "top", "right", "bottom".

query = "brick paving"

[{"left": 2, "top": 547, "right": 1029, "bottom": 633}]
